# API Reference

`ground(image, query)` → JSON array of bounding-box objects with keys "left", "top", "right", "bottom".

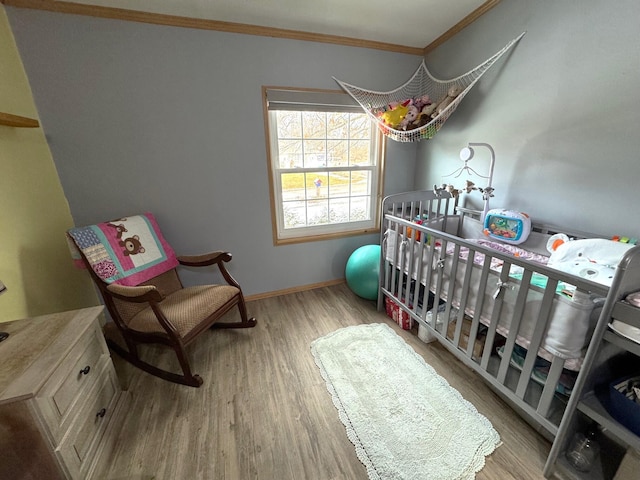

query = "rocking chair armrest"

[
  {"left": 177, "top": 251, "right": 232, "bottom": 267},
  {"left": 106, "top": 283, "right": 165, "bottom": 303}
]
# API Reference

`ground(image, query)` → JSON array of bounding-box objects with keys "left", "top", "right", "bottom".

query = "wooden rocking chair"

[{"left": 68, "top": 213, "right": 256, "bottom": 387}]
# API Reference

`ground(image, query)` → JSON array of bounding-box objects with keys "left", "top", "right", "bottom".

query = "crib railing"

[{"left": 378, "top": 191, "right": 609, "bottom": 438}]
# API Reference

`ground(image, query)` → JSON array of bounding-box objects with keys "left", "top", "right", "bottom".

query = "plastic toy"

[
  {"left": 611, "top": 235, "right": 638, "bottom": 245},
  {"left": 483, "top": 209, "right": 531, "bottom": 245},
  {"left": 406, "top": 219, "right": 425, "bottom": 242},
  {"left": 345, "top": 245, "right": 381, "bottom": 300}
]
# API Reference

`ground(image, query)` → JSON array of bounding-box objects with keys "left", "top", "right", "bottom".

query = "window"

[{"left": 263, "top": 87, "right": 385, "bottom": 245}]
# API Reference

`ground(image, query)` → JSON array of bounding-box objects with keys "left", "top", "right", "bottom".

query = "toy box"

[{"left": 384, "top": 297, "right": 412, "bottom": 330}]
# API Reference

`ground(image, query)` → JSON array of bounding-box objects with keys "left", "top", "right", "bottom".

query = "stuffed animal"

[
  {"left": 399, "top": 105, "right": 420, "bottom": 130},
  {"left": 445, "top": 184, "right": 460, "bottom": 198},
  {"left": 413, "top": 94, "right": 431, "bottom": 110},
  {"left": 380, "top": 100, "right": 410, "bottom": 129},
  {"left": 547, "top": 236, "right": 634, "bottom": 286},
  {"left": 412, "top": 103, "right": 437, "bottom": 128},
  {"left": 431, "top": 85, "right": 463, "bottom": 118}
]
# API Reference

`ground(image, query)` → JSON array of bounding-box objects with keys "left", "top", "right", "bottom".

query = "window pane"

[
  {"left": 283, "top": 201, "right": 307, "bottom": 229},
  {"left": 302, "top": 112, "right": 326, "bottom": 138},
  {"left": 278, "top": 140, "right": 303, "bottom": 168},
  {"left": 350, "top": 113, "right": 370, "bottom": 139},
  {"left": 307, "top": 199, "right": 329, "bottom": 225},
  {"left": 329, "top": 171, "right": 349, "bottom": 198},
  {"left": 281, "top": 173, "right": 305, "bottom": 201},
  {"left": 350, "top": 196, "right": 371, "bottom": 221},
  {"left": 349, "top": 139, "right": 372, "bottom": 166},
  {"left": 303, "top": 139, "right": 326, "bottom": 167},
  {"left": 329, "top": 197, "right": 350, "bottom": 224},
  {"left": 327, "top": 140, "right": 348, "bottom": 167},
  {"left": 327, "top": 112, "right": 349, "bottom": 139},
  {"left": 277, "top": 111, "right": 301, "bottom": 138},
  {"left": 350, "top": 170, "right": 371, "bottom": 196},
  {"left": 307, "top": 172, "right": 328, "bottom": 199}
]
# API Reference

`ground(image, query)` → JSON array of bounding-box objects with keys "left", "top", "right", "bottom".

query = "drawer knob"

[
  {"left": 79, "top": 365, "right": 91, "bottom": 375},
  {"left": 96, "top": 408, "right": 107, "bottom": 419}
]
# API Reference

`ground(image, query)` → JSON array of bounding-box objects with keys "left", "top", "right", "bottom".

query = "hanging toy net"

[{"left": 333, "top": 32, "right": 525, "bottom": 143}]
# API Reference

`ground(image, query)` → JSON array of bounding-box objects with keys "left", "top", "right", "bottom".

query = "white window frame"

[{"left": 263, "top": 86, "right": 385, "bottom": 245}]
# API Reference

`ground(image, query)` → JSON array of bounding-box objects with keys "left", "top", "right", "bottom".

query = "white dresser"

[{"left": 0, "top": 306, "right": 129, "bottom": 479}]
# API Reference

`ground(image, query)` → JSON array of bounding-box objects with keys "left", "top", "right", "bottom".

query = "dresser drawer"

[
  {"left": 0, "top": 307, "right": 126, "bottom": 480},
  {"left": 56, "top": 361, "right": 120, "bottom": 479},
  {"left": 35, "top": 322, "right": 110, "bottom": 443}
]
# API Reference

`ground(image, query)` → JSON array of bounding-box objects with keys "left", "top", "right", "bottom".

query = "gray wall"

[
  {"left": 7, "top": 8, "right": 419, "bottom": 296},
  {"left": 13, "top": 1, "right": 633, "bottom": 297},
  {"left": 416, "top": 0, "right": 640, "bottom": 237}
]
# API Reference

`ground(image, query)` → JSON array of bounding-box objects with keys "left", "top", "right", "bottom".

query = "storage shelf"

[
  {"left": 545, "top": 266, "right": 640, "bottom": 480},
  {"left": 611, "top": 302, "right": 640, "bottom": 328},
  {"left": 604, "top": 330, "right": 640, "bottom": 357},
  {"left": 578, "top": 392, "right": 640, "bottom": 451},
  {"left": 0, "top": 112, "right": 39, "bottom": 128}
]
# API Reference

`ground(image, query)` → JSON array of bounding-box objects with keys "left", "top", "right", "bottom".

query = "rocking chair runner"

[{"left": 68, "top": 213, "right": 256, "bottom": 387}]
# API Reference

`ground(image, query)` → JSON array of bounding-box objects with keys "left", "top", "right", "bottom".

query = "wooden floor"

[{"left": 100, "top": 283, "right": 551, "bottom": 480}]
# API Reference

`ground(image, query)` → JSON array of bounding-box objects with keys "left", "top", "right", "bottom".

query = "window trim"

[{"left": 262, "top": 85, "right": 386, "bottom": 246}]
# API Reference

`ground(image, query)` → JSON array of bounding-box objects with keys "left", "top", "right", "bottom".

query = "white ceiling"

[{"left": 62, "top": 0, "right": 490, "bottom": 49}]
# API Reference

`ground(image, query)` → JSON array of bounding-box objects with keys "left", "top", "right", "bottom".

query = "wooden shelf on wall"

[{"left": 0, "top": 112, "right": 40, "bottom": 128}]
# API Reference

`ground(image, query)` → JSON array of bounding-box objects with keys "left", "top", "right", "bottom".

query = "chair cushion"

[{"left": 128, "top": 285, "right": 239, "bottom": 336}]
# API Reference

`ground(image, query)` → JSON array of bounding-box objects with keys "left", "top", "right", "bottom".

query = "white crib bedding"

[{"left": 384, "top": 230, "right": 603, "bottom": 371}]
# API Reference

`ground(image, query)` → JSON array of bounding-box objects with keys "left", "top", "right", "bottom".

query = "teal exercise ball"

[{"left": 345, "top": 244, "right": 381, "bottom": 300}]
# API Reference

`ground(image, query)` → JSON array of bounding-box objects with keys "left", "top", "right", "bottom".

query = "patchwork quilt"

[{"left": 68, "top": 213, "right": 179, "bottom": 286}]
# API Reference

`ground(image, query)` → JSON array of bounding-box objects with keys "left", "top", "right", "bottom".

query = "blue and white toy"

[{"left": 483, "top": 209, "right": 531, "bottom": 245}]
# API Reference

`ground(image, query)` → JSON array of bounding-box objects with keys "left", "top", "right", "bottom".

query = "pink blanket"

[{"left": 68, "top": 213, "right": 179, "bottom": 286}]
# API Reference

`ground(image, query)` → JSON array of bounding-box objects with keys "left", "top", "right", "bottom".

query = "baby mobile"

[{"left": 434, "top": 143, "right": 496, "bottom": 222}]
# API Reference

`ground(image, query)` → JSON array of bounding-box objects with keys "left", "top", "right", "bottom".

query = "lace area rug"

[{"left": 311, "top": 323, "right": 501, "bottom": 480}]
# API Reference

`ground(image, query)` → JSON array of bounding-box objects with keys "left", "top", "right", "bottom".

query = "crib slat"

[
  {"left": 472, "top": 256, "right": 492, "bottom": 319},
  {"left": 497, "top": 269, "right": 533, "bottom": 386},
  {"left": 420, "top": 239, "right": 436, "bottom": 315},
  {"left": 431, "top": 240, "right": 449, "bottom": 335},
  {"left": 466, "top": 314, "right": 484, "bottom": 361},
  {"left": 402, "top": 228, "right": 416, "bottom": 309},
  {"left": 515, "top": 278, "right": 559, "bottom": 399},
  {"left": 537, "top": 356, "right": 565, "bottom": 417},
  {"left": 438, "top": 241, "right": 457, "bottom": 332},
  {"left": 411, "top": 236, "right": 428, "bottom": 317},
  {"left": 410, "top": 201, "right": 421, "bottom": 308},
  {"left": 487, "top": 261, "right": 512, "bottom": 377},
  {"left": 450, "top": 244, "right": 474, "bottom": 350},
  {"left": 421, "top": 240, "right": 439, "bottom": 323},
  {"left": 387, "top": 227, "right": 399, "bottom": 298},
  {"left": 477, "top": 259, "right": 497, "bottom": 370},
  {"left": 444, "top": 243, "right": 463, "bottom": 343},
  {"left": 455, "top": 246, "right": 475, "bottom": 323}
]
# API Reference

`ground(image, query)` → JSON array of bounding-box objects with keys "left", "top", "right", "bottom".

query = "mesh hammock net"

[{"left": 334, "top": 32, "right": 525, "bottom": 143}]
